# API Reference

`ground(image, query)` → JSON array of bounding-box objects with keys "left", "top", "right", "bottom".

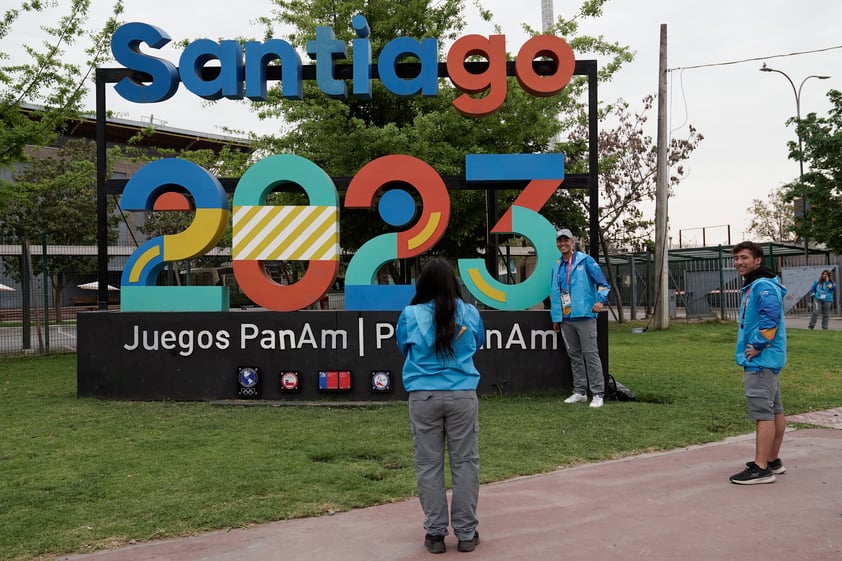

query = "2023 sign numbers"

[{"left": 120, "top": 152, "right": 564, "bottom": 312}]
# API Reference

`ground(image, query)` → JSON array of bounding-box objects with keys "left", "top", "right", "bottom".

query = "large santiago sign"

[
  {"left": 111, "top": 18, "right": 574, "bottom": 314},
  {"left": 111, "top": 17, "right": 575, "bottom": 116}
]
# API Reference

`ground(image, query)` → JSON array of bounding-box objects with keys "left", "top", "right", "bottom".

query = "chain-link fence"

[
  {"left": 604, "top": 245, "right": 840, "bottom": 322},
  {"left": 0, "top": 237, "right": 122, "bottom": 355},
  {"left": 2, "top": 237, "right": 839, "bottom": 355},
  {"left": 0, "top": 236, "right": 357, "bottom": 355}
]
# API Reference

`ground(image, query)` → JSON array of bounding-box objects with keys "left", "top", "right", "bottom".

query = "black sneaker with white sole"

[
  {"left": 742, "top": 459, "right": 786, "bottom": 474},
  {"left": 730, "top": 461, "right": 776, "bottom": 485},
  {"left": 767, "top": 458, "right": 786, "bottom": 474}
]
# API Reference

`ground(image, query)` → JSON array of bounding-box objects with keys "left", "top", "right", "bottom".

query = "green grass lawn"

[{"left": 2, "top": 320, "right": 840, "bottom": 561}]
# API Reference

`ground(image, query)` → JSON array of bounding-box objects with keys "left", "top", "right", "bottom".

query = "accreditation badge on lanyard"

[
  {"left": 561, "top": 253, "right": 574, "bottom": 316},
  {"left": 561, "top": 290, "right": 572, "bottom": 315}
]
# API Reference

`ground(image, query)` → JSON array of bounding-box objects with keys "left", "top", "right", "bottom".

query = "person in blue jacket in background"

[
  {"left": 808, "top": 269, "right": 836, "bottom": 330},
  {"left": 549, "top": 229, "right": 611, "bottom": 408},
  {"left": 729, "top": 241, "right": 788, "bottom": 485},
  {"left": 396, "top": 257, "right": 485, "bottom": 554}
]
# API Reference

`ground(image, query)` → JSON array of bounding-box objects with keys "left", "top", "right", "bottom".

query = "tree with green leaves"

[
  {"left": 561, "top": 95, "right": 703, "bottom": 320},
  {"left": 252, "top": 0, "right": 633, "bottom": 284},
  {"left": 1, "top": 0, "right": 124, "bottom": 318},
  {"left": 785, "top": 88, "right": 842, "bottom": 254},
  {"left": 0, "top": 0, "right": 124, "bottom": 171},
  {"left": 746, "top": 185, "right": 796, "bottom": 242},
  {"left": 0, "top": 138, "right": 119, "bottom": 320}
]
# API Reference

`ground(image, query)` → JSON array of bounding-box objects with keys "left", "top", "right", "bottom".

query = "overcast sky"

[{"left": 6, "top": 0, "right": 842, "bottom": 248}]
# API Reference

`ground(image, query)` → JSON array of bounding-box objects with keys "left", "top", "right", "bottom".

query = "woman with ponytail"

[{"left": 396, "top": 258, "right": 485, "bottom": 554}]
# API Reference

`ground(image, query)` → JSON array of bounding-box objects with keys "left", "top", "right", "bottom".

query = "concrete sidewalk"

[
  {"left": 785, "top": 314, "right": 842, "bottom": 331},
  {"left": 60, "top": 410, "right": 842, "bottom": 561}
]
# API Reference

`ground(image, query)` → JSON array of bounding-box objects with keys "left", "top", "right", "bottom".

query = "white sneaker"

[
  {"left": 589, "top": 395, "right": 604, "bottom": 408},
  {"left": 564, "top": 393, "right": 588, "bottom": 404}
]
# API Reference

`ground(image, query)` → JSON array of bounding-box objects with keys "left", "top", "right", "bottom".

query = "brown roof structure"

[{"left": 19, "top": 102, "right": 253, "bottom": 154}]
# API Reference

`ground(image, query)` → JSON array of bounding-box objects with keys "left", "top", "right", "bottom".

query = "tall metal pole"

[
  {"left": 587, "top": 60, "right": 599, "bottom": 258},
  {"left": 96, "top": 69, "right": 109, "bottom": 310},
  {"left": 759, "top": 65, "right": 830, "bottom": 258},
  {"left": 654, "top": 24, "right": 670, "bottom": 329}
]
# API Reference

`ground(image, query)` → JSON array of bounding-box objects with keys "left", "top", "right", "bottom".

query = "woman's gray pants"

[
  {"left": 809, "top": 300, "right": 832, "bottom": 330},
  {"left": 408, "top": 390, "right": 479, "bottom": 541}
]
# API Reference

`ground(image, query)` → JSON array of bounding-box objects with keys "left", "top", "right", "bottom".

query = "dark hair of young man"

[{"left": 732, "top": 240, "right": 765, "bottom": 259}]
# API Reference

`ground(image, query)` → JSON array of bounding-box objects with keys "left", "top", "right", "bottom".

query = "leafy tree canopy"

[
  {"left": 559, "top": 96, "right": 702, "bottom": 320},
  {"left": 786, "top": 88, "right": 842, "bottom": 253},
  {"left": 0, "top": 0, "right": 124, "bottom": 171},
  {"left": 746, "top": 185, "right": 796, "bottom": 242},
  {"left": 0, "top": 138, "right": 120, "bottom": 318},
  {"left": 252, "top": 0, "right": 633, "bottom": 264},
  {"left": 562, "top": 96, "right": 703, "bottom": 252}
]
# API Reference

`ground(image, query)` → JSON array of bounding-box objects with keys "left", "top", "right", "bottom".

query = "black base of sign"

[{"left": 77, "top": 310, "right": 608, "bottom": 401}]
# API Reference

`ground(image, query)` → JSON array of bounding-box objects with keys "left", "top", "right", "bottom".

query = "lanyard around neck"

[{"left": 561, "top": 251, "right": 575, "bottom": 289}]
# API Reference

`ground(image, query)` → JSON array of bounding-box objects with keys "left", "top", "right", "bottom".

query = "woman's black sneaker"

[
  {"left": 730, "top": 461, "right": 776, "bottom": 485},
  {"left": 424, "top": 534, "right": 446, "bottom": 554},
  {"left": 457, "top": 531, "right": 480, "bottom": 552}
]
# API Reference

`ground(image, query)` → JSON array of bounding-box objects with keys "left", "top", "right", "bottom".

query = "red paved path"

[{"left": 60, "top": 413, "right": 842, "bottom": 561}]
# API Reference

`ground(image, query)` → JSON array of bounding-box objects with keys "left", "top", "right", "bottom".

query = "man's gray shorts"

[{"left": 744, "top": 369, "right": 784, "bottom": 421}]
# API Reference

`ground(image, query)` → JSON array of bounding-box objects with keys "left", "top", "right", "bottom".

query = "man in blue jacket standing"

[
  {"left": 729, "top": 241, "right": 787, "bottom": 485},
  {"left": 549, "top": 229, "right": 611, "bottom": 408}
]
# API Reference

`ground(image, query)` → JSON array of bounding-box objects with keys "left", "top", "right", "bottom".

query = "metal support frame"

[{"left": 95, "top": 59, "right": 599, "bottom": 308}]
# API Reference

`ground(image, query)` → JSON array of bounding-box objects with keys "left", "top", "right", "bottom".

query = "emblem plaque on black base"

[
  {"left": 280, "top": 370, "right": 301, "bottom": 392},
  {"left": 237, "top": 366, "right": 260, "bottom": 398},
  {"left": 370, "top": 370, "right": 392, "bottom": 392}
]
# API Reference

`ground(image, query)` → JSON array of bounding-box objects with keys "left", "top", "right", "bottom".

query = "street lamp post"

[{"left": 759, "top": 63, "right": 830, "bottom": 257}]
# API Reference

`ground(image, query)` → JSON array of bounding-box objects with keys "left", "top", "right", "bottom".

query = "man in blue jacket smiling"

[
  {"left": 729, "top": 241, "right": 788, "bottom": 485},
  {"left": 549, "top": 229, "right": 611, "bottom": 408}
]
